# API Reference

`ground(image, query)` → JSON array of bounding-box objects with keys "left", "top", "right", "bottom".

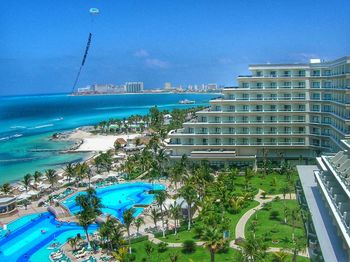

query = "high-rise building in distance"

[{"left": 125, "top": 82, "right": 144, "bottom": 93}]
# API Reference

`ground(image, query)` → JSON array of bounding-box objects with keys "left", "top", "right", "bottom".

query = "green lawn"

[
  {"left": 130, "top": 241, "right": 309, "bottom": 261},
  {"left": 157, "top": 200, "right": 259, "bottom": 243},
  {"left": 245, "top": 199, "right": 306, "bottom": 249},
  {"left": 233, "top": 171, "right": 298, "bottom": 195}
]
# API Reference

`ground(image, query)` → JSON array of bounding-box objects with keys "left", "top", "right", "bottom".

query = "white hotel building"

[{"left": 167, "top": 56, "right": 350, "bottom": 167}]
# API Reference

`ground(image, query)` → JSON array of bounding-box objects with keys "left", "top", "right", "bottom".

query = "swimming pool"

[
  {"left": 63, "top": 182, "right": 165, "bottom": 222},
  {"left": 0, "top": 182, "right": 165, "bottom": 261},
  {"left": 0, "top": 212, "right": 97, "bottom": 262}
]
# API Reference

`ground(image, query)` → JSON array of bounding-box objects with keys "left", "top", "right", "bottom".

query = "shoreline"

[{"left": 69, "top": 91, "right": 223, "bottom": 97}]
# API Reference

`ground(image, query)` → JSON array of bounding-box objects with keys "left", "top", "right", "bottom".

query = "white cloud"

[
  {"left": 133, "top": 49, "right": 149, "bottom": 58},
  {"left": 145, "top": 58, "right": 170, "bottom": 69}
]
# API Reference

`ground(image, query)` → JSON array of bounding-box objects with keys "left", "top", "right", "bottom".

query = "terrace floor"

[{"left": 297, "top": 165, "right": 348, "bottom": 262}]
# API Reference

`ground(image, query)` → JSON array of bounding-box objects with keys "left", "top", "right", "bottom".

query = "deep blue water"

[{"left": 0, "top": 93, "right": 218, "bottom": 183}]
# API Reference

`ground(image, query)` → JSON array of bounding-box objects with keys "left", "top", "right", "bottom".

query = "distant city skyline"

[{"left": 1, "top": 0, "right": 350, "bottom": 96}]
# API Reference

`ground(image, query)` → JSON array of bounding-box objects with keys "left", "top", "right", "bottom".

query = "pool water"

[
  {"left": 0, "top": 212, "right": 97, "bottom": 262},
  {"left": 63, "top": 182, "right": 165, "bottom": 222},
  {"left": 0, "top": 182, "right": 165, "bottom": 261}
]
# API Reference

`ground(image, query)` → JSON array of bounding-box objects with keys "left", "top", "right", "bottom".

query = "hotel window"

[
  {"left": 298, "top": 105, "right": 305, "bottom": 111},
  {"left": 312, "top": 116, "right": 320, "bottom": 123},
  {"left": 229, "top": 94, "right": 235, "bottom": 99},
  {"left": 242, "top": 138, "right": 248, "bottom": 145},
  {"left": 201, "top": 128, "right": 208, "bottom": 133},
  {"left": 256, "top": 116, "right": 262, "bottom": 122},
  {"left": 229, "top": 127, "right": 235, "bottom": 134},
  {"left": 284, "top": 127, "right": 291, "bottom": 133},
  {"left": 214, "top": 128, "right": 221, "bottom": 134},
  {"left": 242, "top": 83, "right": 249, "bottom": 88},
  {"left": 229, "top": 106, "right": 235, "bottom": 112},
  {"left": 323, "top": 105, "right": 331, "bottom": 112},
  {"left": 298, "top": 127, "right": 304, "bottom": 133},
  {"left": 215, "top": 138, "right": 221, "bottom": 145},
  {"left": 283, "top": 116, "right": 291, "bottom": 122},
  {"left": 311, "top": 93, "right": 320, "bottom": 100},
  {"left": 312, "top": 82, "right": 320, "bottom": 88},
  {"left": 324, "top": 81, "right": 332, "bottom": 88},
  {"left": 228, "top": 138, "right": 235, "bottom": 145},
  {"left": 189, "top": 138, "right": 194, "bottom": 145},
  {"left": 243, "top": 127, "right": 249, "bottom": 134},
  {"left": 298, "top": 70, "right": 305, "bottom": 76},
  {"left": 270, "top": 82, "right": 277, "bottom": 88},
  {"left": 270, "top": 127, "right": 276, "bottom": 134},
  {"left": 298, "top": 82, "right": 305, "bottom": 88},
  {"left": 270, "top": 116, "right": 277, "bottom": 122},
  {"left": 283, "top": 71, "right": 291, "bottom": 77},
  {"left": 256, "top": 127, "right": 262, "bottom": 134},
  {"left": 270, "top": 71, "right": 276, "bottom": 77},
  {"left": 229, "top": 116, "right": 234, "bottom": 122},
  {"left": 323, "top": 70, "right": 331, "bottom": 76},
  {"left": 284, "top": 105, "right": 291, "bottom": 111},
  {"left": 242, "top": 116, "right": 248, "bottom": 123},
  {"left": 243, "top": 105, "right": 249, "bottom": 111},
  {"left": 256, "top": 71, "right": 262, "bottom": 77},
  {"left": 257, "top": 138, "right": 262, "bottom": 144},
  {"left": 283, "top": 81, "right": 291, "bottom": 88},
  {"left": 188, "top": 128, "right": 194, "bottom": 133},
  {"left": 283, "top": 93, "right": 291, "bottom": 99},
  {"left": 312, "top": 105, "right": 320, "bottom": 111},
  {"left": 271, "top": 94, "right": 277, "bottom": 100},
  {"left": 256, "top": 83, "right": 263, "bottom": 88},
  {"left": 242, "top": 94, "right": 249, "bottom": 100},
  {"left": 270, "top": 105, "right": 276, "bottom": 111},
  {"left": 200, "top": 117, "right": 207, "bottom": 122},
  {"left": 297, "top": 116, "right": 305, "bottom": 122},
  {"left": 214, "top": 117, "right": 220, "bottom": 123},
  {"left": 255, "top": 105, "right": 262, "bottom": 111},
  {"left": 312, "top": 70, "right": 320, "bottom": 76},
  {"left": 256, "top": 94, "right": 263, "bottom": 100},
  {"left": 202, "top": 138, "right": 208, "bottom": 145}
]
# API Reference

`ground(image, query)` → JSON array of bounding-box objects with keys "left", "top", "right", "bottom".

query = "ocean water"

[{"left": 0, "top": 93, "right": 218, "bottom": 183}]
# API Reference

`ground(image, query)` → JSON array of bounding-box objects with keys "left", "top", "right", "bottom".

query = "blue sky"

[{"left": 1, "top": 0, "right": 350, "bottom": 96}]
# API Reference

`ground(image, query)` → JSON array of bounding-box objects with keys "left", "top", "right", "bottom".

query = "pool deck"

[{"left": 297, "top": 165, "right": 348, "bottom": 262}]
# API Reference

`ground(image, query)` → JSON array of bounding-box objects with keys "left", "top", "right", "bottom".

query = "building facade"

[
  {"left": 167, "top": 56, "right": 350, "bottom": 166},
  {"left": 315, "top": 140, "right": 350, "bottom": 258},
  {"left": 125, "top": 82, "right": 144, "bottom": 93}
]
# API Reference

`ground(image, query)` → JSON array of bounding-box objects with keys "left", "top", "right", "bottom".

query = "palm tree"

[
  {"left": 100, "top": 215, "right": 125, "bottom": 251},
  {"left": 201, "top": 227, "right": 225, "bottom": 262},
  {"left": 169, "top": 201, "right": 181, "bottom": 235},
  {"left": 155, "top": 191, "right": 168, "bottom": 238},
  {"left": 33, "top": 171, "right": 42, "bottom": 185},
  {"left": 241, "top": 235, "right": 267, "bottom": 262},
  {"left": 64, "top": 163, "right": 75, "bottom": 184},
  {"left": 68, "top": 237, "right": 78, "bottom": 251},
  {"left": 123, "top": 208, "right": 135, "bottom": 254},
  {"left": 273, "top": 250, "right": 289, "bottom": 262},
  {"left": 291, "top": 236, "right": 306, "bottom": 262},
  {"left": 169, "top": 164, "right": 181, "bottom": 190},
  {"left": 169, "top": 252, "right": 179, "bottom": 262},
  {"left": 149, "top": 207, "right": 160, "bottom": 228},
  {"left": 0, "top": 183, "right": 12, "bottom": 195},
  {"left": 23, "top": 173, "right": 32, "bottom": 192},
  {"left": 134, "top": 217, "right": 144, "bottom": 235},
  {"left": 77, "top": 209, "right": 96, "bottom": 247},
  {"left": 244, "top": 168, "right": 255, "bottom": 190},
  {"left": 112, "top": 246, "right": 128, "bottom": 262},
  {"left": 45, "top": 169, "right": 58, "bottom": 190},
  {"left": 179, "top": 183, "right": 197, "bottom": 230},
  {"left": 144, "top": 242, "right": 154, "bottom": 262}
]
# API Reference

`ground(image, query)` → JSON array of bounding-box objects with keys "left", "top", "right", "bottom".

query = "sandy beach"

[{"left": 68, "top": 129, "right": 141, "bottom": 152}]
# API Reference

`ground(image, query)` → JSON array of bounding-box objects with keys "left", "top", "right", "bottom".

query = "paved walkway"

[{"left": 147, "top": 189, "right": 309, "bottom": 258}]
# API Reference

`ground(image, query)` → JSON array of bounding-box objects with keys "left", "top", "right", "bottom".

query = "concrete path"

[{"left": 146, "top": 189, "right": 309, "bottom": 258}]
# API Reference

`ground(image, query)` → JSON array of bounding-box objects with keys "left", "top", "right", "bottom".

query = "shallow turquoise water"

[
  {"left": 0, "top": 182, "right": 164, "bottom": 261},
  {"left": 0, "top": 93, "right": 218, "bottom": 183}
]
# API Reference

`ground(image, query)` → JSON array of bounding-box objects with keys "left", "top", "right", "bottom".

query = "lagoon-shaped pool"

[
  {"left": 0, "top": 182, "right": 165, "bottom": 261},
  {"left": 63, "top": 182, "right": 165, "bottom": 222}
]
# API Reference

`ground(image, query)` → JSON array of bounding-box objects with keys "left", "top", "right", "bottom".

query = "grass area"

[
  {"left": 130, "top": 241, "right": 309, "bottom": 261},
  {"left": 233, "top": 171, "right": 298, "bottom": 195},
  {"left": 245, "top": 199, "right": 306, "bottom": 249},
  {"left": 158, "top": 200, "right": 259, "bottom": 243}
]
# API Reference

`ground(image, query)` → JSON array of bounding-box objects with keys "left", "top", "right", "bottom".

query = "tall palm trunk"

[
  {"left": 127, "top": 229, "right": 132, "bottom": 254},
  {"left": 210, "top": 249, "right": 215, "bottom": 262},
  {"left": 187, "top": 205, "right": 191, "bottom": 230},
  {"left": 160, "top": 206, "right": 165, "bottom": 238},
  {"left": 84, "top": 228, "right": 91, "bottom": 247}
]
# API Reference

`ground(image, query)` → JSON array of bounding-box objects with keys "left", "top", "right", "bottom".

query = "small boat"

[{"left": 179, "top": 99, "right": 195, "bottom": 104}]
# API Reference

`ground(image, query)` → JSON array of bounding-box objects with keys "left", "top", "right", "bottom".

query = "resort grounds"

[{"left": 0, "top": 108, "right": 317, "bottom": 261}]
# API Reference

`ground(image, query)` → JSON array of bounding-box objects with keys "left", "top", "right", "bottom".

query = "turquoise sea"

[{"left": 0, "top": 93, "right": 218, "bottom": 184}]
